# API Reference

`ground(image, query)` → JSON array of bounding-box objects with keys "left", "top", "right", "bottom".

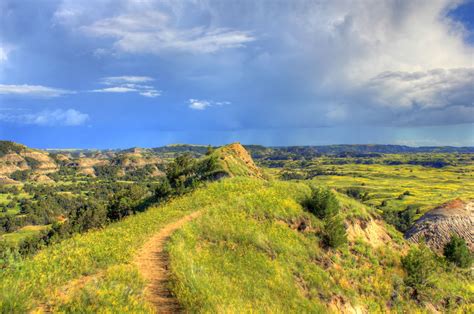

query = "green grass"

[
  {"left": 0, "top": 197, "right": 195, "bottom": 312},
  {"left": 1, "top": 225, "right": 51, "bottom": 245},
  {"left": 168, "top": 178, "right": 473, "bottom": 312},
  {"left": 0, "top": 178, "right": 295, "bottom": 312},
  {"left": 0, "top": 192, "right": 30, "bottom": 217},
  {"left": 1, "top": 177, "right": 472, "bottom": 313},
  {"left": 303, "top": 163, "right": 474, "bottom": 216}
]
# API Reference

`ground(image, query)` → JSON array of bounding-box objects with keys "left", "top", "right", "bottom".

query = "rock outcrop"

[{"left": 405, "top": 199, "right": 473, "bottom": 253}]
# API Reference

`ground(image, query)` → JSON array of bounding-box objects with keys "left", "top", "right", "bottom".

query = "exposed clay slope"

[
  {"left": 0, "top": 141, "right": 166, "bottom": 180},
  {"left": 405, "top": 199, "right": 473, "bottom": 252},
  {"left": 0, "top": 141, "right": 58, "bottom": 176}
]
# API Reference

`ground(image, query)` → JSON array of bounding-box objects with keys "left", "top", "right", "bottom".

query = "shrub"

[
  {"left": 302, "top": 187, "right": 339, "bottom": 219},
  {"left": 401, "top": 245, "right": 436, "bottom": 288},
  {"left": 382, "top": 205, "right": 418, "bottom": 232},
  {"left": 322, "top": 215, "right": 347, "bottom": 249},
  {"left": 443, "top": 235, "right": 472, "bottom": 268},
  {"left": 345, "top": 187, "right": 369, "bottom": 201}
]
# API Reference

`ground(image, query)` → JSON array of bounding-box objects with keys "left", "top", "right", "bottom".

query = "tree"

[
  {"left": 166, "top": 153, "right": 197, "bottom": 194},
  {"left": 443, "top": 235, "right": 472, "bottom": 268},
  {"left": 205, "top": 145, "right": 215, "bottom": 156},
  {"left": 302, "top": 187, "right": 339, "bottom": 219},
  {"left": 401, "top": 245, "right": 436, "bottom": 288}
]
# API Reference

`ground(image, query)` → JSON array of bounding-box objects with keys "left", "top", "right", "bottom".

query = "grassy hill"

[
  {"left": 168, "top": 179, "right": 472, "bottom": 312},
  {"left": 1, "top": 178, "right": 471, "bottom": 312},
  {"left": 0, "top": 143, "right": 472, "bottom": 313},
  {"left": 210, "top": 143, "right": 264, "bottom": 179}
]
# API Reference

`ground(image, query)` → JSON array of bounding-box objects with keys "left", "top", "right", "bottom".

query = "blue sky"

[{"left": 0, "top": 0, "right": 473, "bottom": 149}]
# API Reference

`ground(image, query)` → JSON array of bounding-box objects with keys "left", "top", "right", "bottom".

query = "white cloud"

[
  {"left": 188, "top": 99, "right": 229, "bottom": 110},
  {"left": 92, "top": 86, "right": 137, "bottom": 93},
  {"left": 0, "top": 84, "right": 73, "bottom": 97},
  {"left": 101, "top": 76, "right": 154, "bottom": 85},
  {"left": 0, "top": 109, "right": 89, "bottom": 126},
  {"left": 366, "top": 68, "right": 474, "bottom": 109},
  {"left": 140, "top": 90, "right": 161, "bottom": 98},
  {"left": 92, "top": 76, "right": 161, "bottom": 97},
  {"left": 80, "top": 10, "right": 255, "bottom": 54}
]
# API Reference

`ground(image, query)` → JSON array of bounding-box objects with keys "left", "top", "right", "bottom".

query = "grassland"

[
  {"left": 1, "top": 225, "right": 50, "bottom": 245},
  {"left": 1, "top": 176, "right": 472, "bottom": 312},
  {"left": 278, "top": 161, "right": 474, "bottom": 217},
  {"left": 0, "top": 199, "right": 193, "bottom": 312},
  {"left": 168, "top": 178, "right": 472, "bottom": 312},
  {"left": 0, "top": 178, "right": 286, "bottom": 312}
]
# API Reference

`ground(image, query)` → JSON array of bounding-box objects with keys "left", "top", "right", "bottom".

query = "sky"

[{"left": 0, "top": 0, "right": 473, "bottom": 149}]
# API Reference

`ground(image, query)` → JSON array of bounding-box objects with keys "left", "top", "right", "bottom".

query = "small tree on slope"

[{"left": 443, "top": 235, "right": 472, "bottom": 268}]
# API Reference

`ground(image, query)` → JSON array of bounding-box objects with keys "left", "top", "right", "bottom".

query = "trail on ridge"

[{"left": 134, "top": 211, "right": 201, "bottom": 313}]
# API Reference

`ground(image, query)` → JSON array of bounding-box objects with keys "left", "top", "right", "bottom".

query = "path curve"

[{"left": 134, "top": 211, "right": 201, "bottom": 313}]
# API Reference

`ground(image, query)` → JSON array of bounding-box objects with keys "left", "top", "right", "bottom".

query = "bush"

[
  {"left": 382, "top": 205, "right": 418, "bottom": 232},
  {"left": 322, "top": 215, "right": 347, "bottom": 249},
  {"left": 345, "top": 187, "right": 369, "bottom": 201},
  {"left": 443, "top": 235, "right": 472, "bottom": 268},
  {"left": 401, "top": 245, "right": 436, "bottom": 288},
  {"left": 302, "top": 187, "right": 339, "bottom": 219}
]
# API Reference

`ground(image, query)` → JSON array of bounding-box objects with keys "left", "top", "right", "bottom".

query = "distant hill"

[{"left": 0, "top": 141, "right": 164, "bottom": 182}]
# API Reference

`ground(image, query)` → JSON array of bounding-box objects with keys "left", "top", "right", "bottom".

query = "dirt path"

[{"left": 134, "top": 211, "right": 202, "bottom": 313}]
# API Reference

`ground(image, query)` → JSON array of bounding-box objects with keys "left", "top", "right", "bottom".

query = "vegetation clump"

[
  {"left": 443, "top": 235, "right": 472, "bottom": 268},
  {"left": 401, "top": 244, "right": 436, "bottom": 289},
  {"left": 302, "top": 187, "right": 347, "bottom": 248},
  {"left": 302, "top": 186, "right": 339, "bottom": 219}
]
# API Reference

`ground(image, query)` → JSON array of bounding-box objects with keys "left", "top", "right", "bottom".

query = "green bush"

[
  {"left": 302, "top": 187, "right": 339, "bottom": 219},
  {"left": 382, "top": 205, "right": 418, "bottom": 232},
  {"left": 401, "top": 245, "right": 436, "bottom": 288},
  {"left": 322, "top": 215, "right": 347, "bottom": 249},
  {"left": 443, "top": 235, "right": 472, "bottom": 268}
]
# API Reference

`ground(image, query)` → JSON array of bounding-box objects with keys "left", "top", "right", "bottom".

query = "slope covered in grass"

[
  {"left": 1, "top": 174, "right": 471, "bottom": 312},
  {"left": 211, "top": 143, "right": 264, "bottom": 179},
  {"left": 168, "top": 178, "right": 473, "bottom": 313},
  {"left": 1, "top": 180, "right": 263, "bottom": 312}
]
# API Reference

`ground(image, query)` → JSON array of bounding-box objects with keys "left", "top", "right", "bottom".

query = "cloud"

[
  {"left": 0, "top": 109, "right": 89, "bottom": 126},
  {"left": 92, "top": 76, "right": 161, "bottom": 97},
  {"left": 101, "top": 76, "right": 154, "bottom": 85},
  {"left": 77, "top": 9, "right": 255, "bottom": 55},
  {"left": 366, "top": 68, "right": 474, "bottom": 109},
  {"left": 188, "top": 99, "right": 229, "bottom": 110},
  {"left": 0, "top": 84, "right": 73, "bottom": 97},
  {"left": 0, "top": 47, "right": 8, "bottom": 63},
  {"left": 92, "top": 86, "right": 137, "bottom": 93},
  {"left": 140, "top": 90, "right": 161, "bottom": 98}
]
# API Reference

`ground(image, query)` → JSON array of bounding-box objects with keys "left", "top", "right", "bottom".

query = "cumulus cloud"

[
  {"left": 188, "top": 99, "right": 229, "bottom": 110},
  {"left": 366, "top": 68, "right": 474, "bottom": 109},
  {"left": 0, "top": 84, "right": 73, "bottom": 97},
  {"left": 0, "top": 109, "right": 89, "bottom": 126},
  {"left": 17, "top": 0, "right": 474, "bottom": 129},
  {"left": 91, "top": 76, "right": 161, "bottom": 97}
]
